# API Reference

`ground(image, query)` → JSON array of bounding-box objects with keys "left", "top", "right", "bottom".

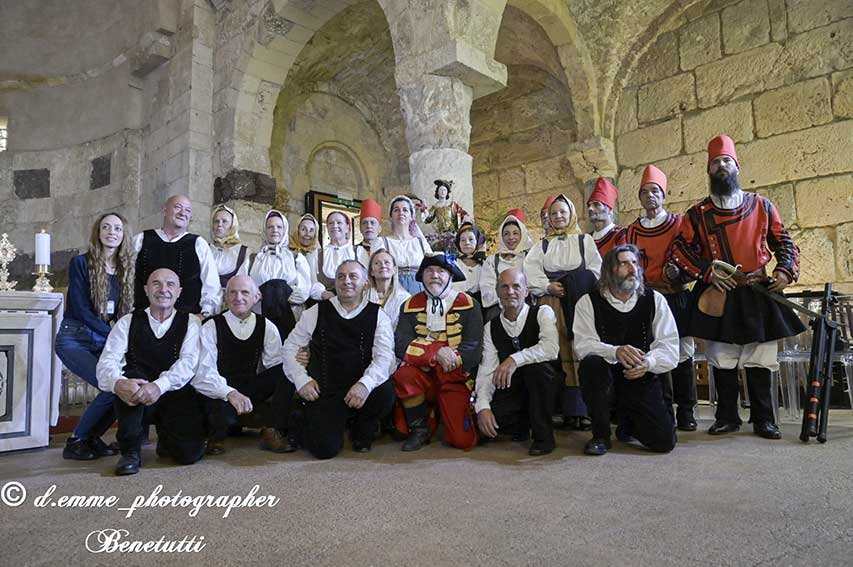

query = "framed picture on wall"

[{"left": 305, "top": 191, "right": 363, "bottom": 247}]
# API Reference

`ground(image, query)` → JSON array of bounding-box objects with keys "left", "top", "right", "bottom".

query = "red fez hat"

[
  {"left": 359, "top": 198, "right": 382, "bottom": 221},
  {"left": 541, "top": 194, "right": 557, "bottom": 212},
  {"left": 707, "top": 135, "right": 739, "bottom": 170},
  {"left": 587, "top": 178, "right": 618, "bottom": 210},
  {"left": 641, "top": 164, "right": 668, "bottom": 195},
  {"left": 506, "top": 208, "right": 526, "bottom": 223}
]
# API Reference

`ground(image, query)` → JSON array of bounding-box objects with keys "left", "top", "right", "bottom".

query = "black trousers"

[
  {"left": 579, "top": 356, "right": 675, "bottom": 453},
  {"left": 713, "top": 367, "right": 774, "bottom": 425},
  {"left": 491, "top": 363, "right": 557, "bottom": 449},
  {"left": 204, "top": 364, "right": 294, "bottom": 440},
  {"left": 661, "top": 358, "right": 698, "bottom": 414},
  {"left": 295, "top": 379, "right": 395, "bottom": 460},
  {"left": 114, "top": 384, "right": 206, "bottom": 465}
]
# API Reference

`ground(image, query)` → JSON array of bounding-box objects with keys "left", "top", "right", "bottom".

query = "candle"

[{"left": 35, "top": 231, "right": 50, "bottom": 266}]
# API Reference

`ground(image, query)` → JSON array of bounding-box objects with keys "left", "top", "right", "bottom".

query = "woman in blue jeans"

[{"left": 57, "top": 212, "right": 135, "bottom": 460}]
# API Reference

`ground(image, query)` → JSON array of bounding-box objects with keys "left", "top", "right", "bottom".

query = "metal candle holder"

[{"left": 32, "top": 264, "right": 53, "bottom": 293}]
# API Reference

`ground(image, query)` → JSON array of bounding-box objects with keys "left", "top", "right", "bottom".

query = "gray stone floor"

[{"left": 1, "top": 406, "right": 852, "bottom": 567}]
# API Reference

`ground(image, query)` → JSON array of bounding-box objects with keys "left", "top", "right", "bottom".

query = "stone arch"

[
  {"left": 504, "top": 0, "right": 599, "bottom": 139},
  {"left": 306, "top": 141, "right": 368, "bottom": 198},
  {"left": 216, "top": 0, "right": 397, "bottom": 177}
]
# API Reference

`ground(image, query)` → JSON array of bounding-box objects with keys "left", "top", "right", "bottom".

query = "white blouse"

[
  {"left": 249, "top": 244, "right": 311, "bottom": 304},
  {"left": 479, "top": 253, "right": 526, "bottom": 308},
  {"left": 383, "top": 236, "right": 433, "bottom": 270},
  {"left": 309, "top": 243, "right": 357, "bottom": 299},
  {"left": 524, "top": 234, "right": 601, "bottom": 296},
  {"left": 367, "top": 284, "right": 411, "bottom": 330},
  {"left": 452, "top": 259, "right": 482, "bottom": 295},
  {"left": 210, "top": 243, "right": 249, "bottom": 278}
]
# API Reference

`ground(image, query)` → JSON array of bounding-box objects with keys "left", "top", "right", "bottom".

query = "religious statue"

[{"left": 423, "top": 180, "right": 470, "bottom": 252}]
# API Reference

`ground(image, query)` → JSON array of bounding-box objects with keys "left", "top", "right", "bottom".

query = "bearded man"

[{"left": 587, "top": 177, "right": 624, "bottom": 257}]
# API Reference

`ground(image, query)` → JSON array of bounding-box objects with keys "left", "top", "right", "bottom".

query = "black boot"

[
  {"left": 672, "top": 358, "right": 698, "bottom": 431},
  {"left": 115, "top": 451, "right": 141, "bottom": 476},
  {"left": 401, "top": 404, "right": 431, "bottom": 452},
  {"left": 63, "top": 437, "right": 97, "bottom": 461}
]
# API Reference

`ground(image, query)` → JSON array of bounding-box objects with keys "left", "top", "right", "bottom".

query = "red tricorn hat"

[
  {"left": 506, "top": 208, "right": 526, "bottom": 223},
  {"left": 641, "top": 164, "right": 668, "bottom": 196},
  {"left": 359, "top": 198, "right": 382, "bottom": 221},
  {"left": 587, "top": 177, "right": 618, "bottom": 210},
  {"left": 707, "top": 135, "right": 739, "bottom": 170}
]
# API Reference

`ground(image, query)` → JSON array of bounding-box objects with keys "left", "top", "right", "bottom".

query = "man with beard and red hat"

[
  {"left": 587, "top": 177, "right": 625, "bottom": 257},
  {"left": 670, "top": 135, "right": 805, "bottom": 439},
  {"left": 624, "top": 165, "right": 698, "bottom": 432},
  {"left": 392, "top": 252, "right": 484, "bottom": 451}
]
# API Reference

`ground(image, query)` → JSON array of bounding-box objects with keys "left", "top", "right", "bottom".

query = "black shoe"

[
  {"left": 708, "top": 421, "right": 741, "bottom": 435},
  {"left": 115, "top": 452, "right": 141, "bottom": 476},
  {"left": 352, "top": 439, "right": 372, "bottom": 453},
  {"left": 401, "top": 428, "right": 431, "bottom": 452},
  {"left": 676, "top": 408, "right": 698, "bottom": 432},
  {"left": 584, "top": 438, "right": 612, "bottom": 456},
  {"left": 88, "top": 437, "right": 119, "bottom": 457},
  {"left": 528, "top": 443, "right": 554, "bottom": 456},
  {"left": 753, "top": 421, "right": 781, "bottom": 440},
  {"left": 615, "top": 425, "right": 635, "bottom": 443},
  {"left": 155, "top": 439, "right": 169, "bottom": 458},
  {"left": 62, "top": 437, "right": 97, "bottom": 461}
]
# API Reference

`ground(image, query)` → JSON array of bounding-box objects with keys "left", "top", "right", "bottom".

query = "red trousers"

[{"left": 393, "top": 341, "right": 478, "bottom": 450}]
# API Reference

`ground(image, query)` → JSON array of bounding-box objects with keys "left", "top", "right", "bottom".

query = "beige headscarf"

[
  {"left": 548, "top": 193, "right": 582, "bottom": 236},
  {"left": 290, "top": 213, "right": 320, "bottom": 254},
  {"left": 497, "top": 213, "right": 534, "bottom": 256},
  {"left": 210, "top": 204, "right": 241, "bottom": 247}
]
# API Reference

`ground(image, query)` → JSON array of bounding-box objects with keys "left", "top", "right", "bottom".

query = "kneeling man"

[
  {"left": 573, "top": 245, "right": 679, "bottom": 456},
  {"left": 97, "top": 268, "right": 205, "bottom": 475},
  {"left": 193, "top": 275, "right": 294, "bottom": 455},
  {"left": 393, "top": 253, "right": 484, "bottom": 451},
  {"left": 475, "top": 268, "right": 559, "bottom": 455},
  {"left": 282, "top": 260, "right": 395, "bottom": 459}
]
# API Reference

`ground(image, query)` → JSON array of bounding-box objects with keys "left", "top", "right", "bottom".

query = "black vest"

[
  {"left": 123, "top": 309, "right": 190, "bottom": 382},
  {"left": 490, "top": 305, "right": 541, "bottom": 361},
  {"left": 214, "top": 314, "right": 265, "bottom": 394},
  {"left": 307, "top": 301, "right": 379, "bottom": 397},
  {"left": 589, "top": 288, "right": 656, "bottom": 352},
  {"left": 134, "top": 230, "right": 202, "bottom": 313}
]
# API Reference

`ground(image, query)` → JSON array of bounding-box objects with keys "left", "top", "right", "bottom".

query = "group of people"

[{"left": 55, "top": 134, "right": 805, "bottom": 475}]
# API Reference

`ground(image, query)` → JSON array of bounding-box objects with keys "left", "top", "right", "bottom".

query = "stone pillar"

[
  {"left": 398, "top": 75, "right": 476, "bottom": 213},
  {"left": 385, "top": 0, "right": 508, "bottom": 216}
]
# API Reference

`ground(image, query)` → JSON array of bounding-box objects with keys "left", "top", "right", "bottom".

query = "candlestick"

[
  {"left": 35, "top": 230, "right": 50, "bottom": 266},
  {"left": 32, "top": 264, "right": 53, "bottom": 293}
]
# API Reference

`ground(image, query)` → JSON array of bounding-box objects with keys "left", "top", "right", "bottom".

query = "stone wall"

[
  {"left": 471, "top": 6, "right": 580, "bottom": 241},
  {"left": 614, "top": 0, "right": 853, "bottom": 291}
]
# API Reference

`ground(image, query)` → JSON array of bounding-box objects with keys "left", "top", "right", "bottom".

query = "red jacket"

[
  {"left": 593, "top": 225, "right": 625, "bottom": 257},
  {"left": 624, "top": 213, "right": 683, "bottom": 286},
  {"left": 669, "top": 192, "right": 799, "bottom": 284}
]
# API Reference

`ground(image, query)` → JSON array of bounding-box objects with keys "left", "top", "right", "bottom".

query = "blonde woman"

[
  {"left": 57, "top": 212, "right": 135, "bottom": 460},
  {"left": 524, "top": 194, "right": 602, "bottom": 430},
  {"left": 209, "top": 204, "right": 249, "bottom": 291},
  {"left": 366, "top": 248, "right": 411, "bottom": 330}
]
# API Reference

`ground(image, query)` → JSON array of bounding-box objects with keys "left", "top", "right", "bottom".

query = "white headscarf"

[
  {"left": 388, "top": 195, "right": 427, "bottom": 240},
  {"left": 497, "top": 214, "right": 534, "bottom": 257},
  {"left": 260, "top": 209, "right": 289, "bottom": 253}
]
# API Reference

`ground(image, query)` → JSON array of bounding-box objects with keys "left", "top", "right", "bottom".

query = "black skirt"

[
  {"left": 689, "top": 283, "right": 807, "bottom": 344},
  {"left": 664, "top": 289, "right": 693, "bottom": 337}
]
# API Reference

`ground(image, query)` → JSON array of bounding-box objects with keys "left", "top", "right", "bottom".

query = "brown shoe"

[
  {"left": 205, "top": 438, "right": 226, "bottom": 455},
  {"left": 260, "top": 428, "right": 297, "bottom": 453}
]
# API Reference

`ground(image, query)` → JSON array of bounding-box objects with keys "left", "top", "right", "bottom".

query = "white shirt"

[
  {"left": 453, "top": 259, "right": 482, "bottom": 294},
  {"left": 475, "top": 304, "right": 559, "bottom": 413},
  {"left": 383, "top": 236, "right": 432, "bottom": 270},
  {"left": 591, "top": 222, "right": 617, "bottom": 240},
  {"left": 249, "top": 243, "right": 311, "bottom": 304},
  {"left": 710, "top": 188, "right": 744, "bottom": 209},
  {"left": 96, "top": 308, "right": 201, "bottom": 395},
  {"left": 133, "top": 229, "right": 222, "bottom": 315},
  {"left": 191, "top": 312, "right": 283, "bottom": 401},
  {"left": 282, "top": 296, "right": 394, "bottom": 395},
  {"left": 572, "top": 289, "right": 679, "bottom": 375},
  {"left": 309, "top": 243, "right": 356, "bottom": 300},
  {"left": 639, "top": 210, "right": 668, "bottom": 229},
  {"left": 524, "top": 233, "right": 602, "bottom": 296},
  {"left": 366, "top": 283, "right": 410, "bottom": 330},
  {"left": 210, "top": 243, "right": 249, "bottom": 279},
  {"left": 479, "top": 253, "right": 525, "bottom": 308}
]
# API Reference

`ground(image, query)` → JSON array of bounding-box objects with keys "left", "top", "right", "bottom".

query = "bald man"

[
  {"left": 97, "top": 268, "right": 205, "bottom": 475},
  {"left": 475, "top": 268, "right": 560, "bottom": 455},
  {"left": 133, "top": 194, "right": 222, "bottom": 316},
  {"left": 192, "top": 276, "right": 295, "bottom": 455}
]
